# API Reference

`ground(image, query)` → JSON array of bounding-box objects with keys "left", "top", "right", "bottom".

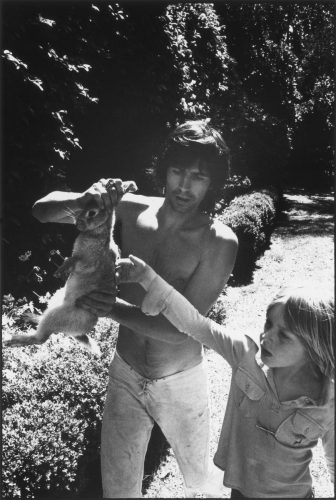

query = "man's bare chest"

[{"left": 120, "top": 213, "right": 207, "bottom": 288}]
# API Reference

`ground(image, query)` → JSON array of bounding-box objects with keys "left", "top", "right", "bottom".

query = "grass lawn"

[{"left": 144, "top": 191, "right": 334, "bottom": 498}]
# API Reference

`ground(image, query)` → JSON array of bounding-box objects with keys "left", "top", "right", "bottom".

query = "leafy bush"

[
  {"left": 207, "top": 295, "right": 228, "bottom": 324},
  {"left": 2, "top": 298, "right": 117, "bottom": 499},
  {"left": 217, "top": 189, "right": 279, "bottom": 284}
]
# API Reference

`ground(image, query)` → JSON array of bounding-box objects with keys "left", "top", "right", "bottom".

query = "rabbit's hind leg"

[
  {"left": 3, "top": 325, "right": 53, "bottom": 347},
  {"left": 3, "top": 305, "right": 65, "bottom": 348}
]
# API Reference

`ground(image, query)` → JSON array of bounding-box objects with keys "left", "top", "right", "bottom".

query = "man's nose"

[{"left": 178, "top": 172, "right": 191, "bottom": 191}]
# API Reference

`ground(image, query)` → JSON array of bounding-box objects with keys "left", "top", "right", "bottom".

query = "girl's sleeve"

[
  {"left": 322, "top": 413, "right": 334, "bottom": 482},
  {"left": 141, "top": 274, "right": 257, "bottom": 367}
]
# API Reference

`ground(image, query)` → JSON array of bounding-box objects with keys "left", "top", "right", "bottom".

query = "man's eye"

[{"left": 194, "top": 173, "right": 209, "bottom": 181}]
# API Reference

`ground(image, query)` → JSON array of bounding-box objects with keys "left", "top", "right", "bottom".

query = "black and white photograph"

[{"left": 2, "top": 1, "right": 334, "bottom": 498}]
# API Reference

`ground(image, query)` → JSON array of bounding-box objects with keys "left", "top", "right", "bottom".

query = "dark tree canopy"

[{"left": 2, "top": 1, "right": 334, "bottom": 299}]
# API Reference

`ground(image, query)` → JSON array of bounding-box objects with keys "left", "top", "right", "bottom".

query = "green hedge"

[
  {"left": 217, "top": 189, "right": 279, "bottom": 284},
  {"left": 2, "top": 189, "right": 280, "bottom": 499},
  {"left": 2, "top": 311, "right": 116, "bottom": 500},
  {"left": 2, "top": 306, "right": 168, "bottom": 500}
]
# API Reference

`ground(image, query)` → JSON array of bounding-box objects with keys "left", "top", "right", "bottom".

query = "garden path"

[{"left": 145, "top": 189, "right": 334, "bottom": 498}]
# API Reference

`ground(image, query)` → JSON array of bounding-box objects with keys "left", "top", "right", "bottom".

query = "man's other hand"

[{"left": 76, "top": 290, "right": 116, "bottom": 317}]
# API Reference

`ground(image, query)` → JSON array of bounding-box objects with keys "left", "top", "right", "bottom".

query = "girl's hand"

[{"left": 116, "top": 255, "right": 156, "bottom": 289}]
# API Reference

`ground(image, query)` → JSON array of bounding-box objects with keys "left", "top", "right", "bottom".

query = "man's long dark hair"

[{"left": 150, "top": 120, "right": 230, "bottom": 214}]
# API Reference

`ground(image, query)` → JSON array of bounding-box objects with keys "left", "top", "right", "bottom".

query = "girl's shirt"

[{"left": 141, "top": 275, "right": 334, "bottom": 498}]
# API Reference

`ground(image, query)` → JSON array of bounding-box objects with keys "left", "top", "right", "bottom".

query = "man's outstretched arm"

[{"left": 32, "top": 178, "right": 127, "bottom": 224}]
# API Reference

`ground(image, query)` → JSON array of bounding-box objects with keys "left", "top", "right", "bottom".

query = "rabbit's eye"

[{"left": 87, "top": 209, "right": 99, "bottom": 218}]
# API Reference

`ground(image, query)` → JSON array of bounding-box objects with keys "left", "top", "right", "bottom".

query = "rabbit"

[{"left": 4, "top": 180, "right": 137, "bottom": 355}]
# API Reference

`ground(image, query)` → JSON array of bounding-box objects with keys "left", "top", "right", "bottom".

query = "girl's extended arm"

[
  {"left": 117, "top": 255, "right": 257, "bottom": 365},
  {"left": 322, "top": 419, "right": 334, "bottom": 484}
]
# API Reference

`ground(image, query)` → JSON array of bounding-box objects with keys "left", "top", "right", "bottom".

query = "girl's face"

[{"left": 260, "top": 301, "right": 309, "bottom": 369}]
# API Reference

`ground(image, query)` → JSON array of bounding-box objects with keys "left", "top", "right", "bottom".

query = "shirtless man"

[{"left": 32, "top": 120, "right": 238, "bottom": 498}]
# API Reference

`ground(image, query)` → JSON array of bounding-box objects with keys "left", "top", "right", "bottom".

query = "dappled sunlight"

[{"left": 276, "top": 191, "right": 334, "bottom": 237}]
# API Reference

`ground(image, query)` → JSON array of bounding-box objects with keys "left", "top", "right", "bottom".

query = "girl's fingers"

[
  {"left": 129, "top": 254, "right": 145, "bottom": 266},
  {"left": 115, "top": 257, "right": 133, "bottom": 268},
  {"left": 115, "top": 258, "right": 135, "bottom": 282},
  {"left": 129, "top": 255, "right": 146, "bottom": 274}
]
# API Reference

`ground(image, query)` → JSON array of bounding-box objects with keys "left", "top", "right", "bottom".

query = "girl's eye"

[
  {"left": 279, "top": 331, "right": 290, "bottom": 341},
  {"left": 264, "top": 319, "right": 271, "bottom": 329}
]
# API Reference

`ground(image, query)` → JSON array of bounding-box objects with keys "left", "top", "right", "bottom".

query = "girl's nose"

[{"left": 263, "top": 328, "right": 275, "bottom": 343}]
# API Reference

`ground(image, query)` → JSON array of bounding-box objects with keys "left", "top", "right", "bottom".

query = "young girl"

[{"left": 116, "top": 255, "right": 334, "bottom": 498}]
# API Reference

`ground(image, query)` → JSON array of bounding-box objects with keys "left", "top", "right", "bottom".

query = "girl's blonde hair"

[{"left": 268, "top": 286, "right": 334, "bottom": 380}]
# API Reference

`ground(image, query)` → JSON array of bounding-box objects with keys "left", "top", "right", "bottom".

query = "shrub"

[
  {"left": 217, "top": 189, "right": 279, "bottom": 284},
  {"left": 207, "top": 295, "right": 228, "bottom": 323},
  {"left": 2, "top": 300, "right": 117, "bottom": 500}
]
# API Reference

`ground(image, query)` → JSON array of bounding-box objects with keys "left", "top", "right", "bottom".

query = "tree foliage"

[
  {"left": 3, "top": 2, "right": 101, "bottom": 298},
  {"left": 2, "top": 1, "right": 181, "bottom": 299},
  {"left": 2, "top": 1, "right": 334, "bottom": 300},
  {"left": 217, "top": 2, "right": 334, "bottom": 187}
]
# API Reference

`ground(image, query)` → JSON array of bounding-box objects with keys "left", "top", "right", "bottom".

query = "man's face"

[{"left": 165, "top": 160, "right": 211, "bottom": 214}]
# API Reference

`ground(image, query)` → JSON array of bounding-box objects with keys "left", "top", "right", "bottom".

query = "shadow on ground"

[{"left": 276, "top": 190, "right": 334, "bottom": 237}]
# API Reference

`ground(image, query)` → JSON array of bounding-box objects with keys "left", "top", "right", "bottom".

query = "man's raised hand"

[{"left": 80, "top": 178, "right": 137, "bottom": 212}]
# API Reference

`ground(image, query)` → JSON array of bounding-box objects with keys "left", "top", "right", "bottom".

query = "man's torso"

[{"left": 116, "top": 194, "right": 212, "bottom": 378}]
